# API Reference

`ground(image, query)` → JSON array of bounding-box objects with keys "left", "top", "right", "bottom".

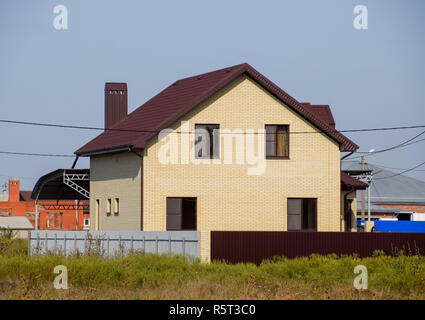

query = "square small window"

[
  {"left": 166, "top": 197, "right": 197, "bottom": 230},
  {"left": 114, "top": 198, "right": 119, "bottom": 215},
  {"left": 287, "top": 198, "right": 317, "bottom": 231},
  {"left": 83, "top": 218, "right": 90, "bottom": 227}
]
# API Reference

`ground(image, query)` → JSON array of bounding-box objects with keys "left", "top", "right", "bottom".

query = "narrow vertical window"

[
  {"left": 107, "top": 198, "right": 111, "bottom": 215},
  {"left": 114, "top": 198, "right": 120, "bottom": 215},
  {"left": 265, "top": 125, "right": 289, "bottom": 158}
]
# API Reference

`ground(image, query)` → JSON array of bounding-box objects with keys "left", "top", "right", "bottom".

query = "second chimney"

[{"left": 105, "top": 82, "right": 128, "bottom": 130}]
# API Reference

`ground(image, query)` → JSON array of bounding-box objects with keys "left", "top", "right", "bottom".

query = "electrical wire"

[
  {"left": 374, "top": 164, "right": 425, "bottom": 172},
  {"left": 354, "top": 130, "right": 425, "bottom": 154},
  {"left": 0, "top": 151, "right": 74, "bottom": 157},
  {"left": 1, "top": 118, "right": 425, "bottom": 135},
  {"left": 343, "top": 134, "right": 425, "bottom": 160},
  {"left": 374, "top": 161, "right": 425, "bottom": 180}
]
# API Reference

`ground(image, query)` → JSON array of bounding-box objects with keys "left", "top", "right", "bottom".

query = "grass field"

[{"left": 0, "top": 236, "right": 424, "bottom": 299}]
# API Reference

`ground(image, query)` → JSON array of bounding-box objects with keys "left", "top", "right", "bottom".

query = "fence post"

[
  {"left": 28, "top": 232, "right": 31, "bottom": 256},
  {"left": 155, "top": 236, "right": 158, "bottom": 254},
  {"left": 143, "top": 235, "right": 145, "bottom": 253},
  {"left": 64, "top": 233, "right": 67, "bottom": 256},
  {"left": 45, "top": 233, "right": 48, "bottom": 254},
  {"left": 168, "top": 235, "right": 171, "bottom": 253},
  {"left": 107, "top": 236, "right": 110, "bottom": 257},
  {"left": 54, "top": 233, "right": 57, "bottom": 254},
  {"left": 131, "top": 236, "right": 134, "bottom": 253},
  {"left": 182, "top": 237, "right": 186, "bottom": 255},
  {"left": 37, "top": 232, "right": 40, "bottom": 254},
  {"left": 74, "top": 234, "right": 77, "bottom": 253},
  {"left": 118, "top": 235, "right": 122, "bottom": 256}
]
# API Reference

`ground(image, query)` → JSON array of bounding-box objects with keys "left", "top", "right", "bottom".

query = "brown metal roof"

[
  {"left": 301, "top": 103, "right": 336, "bottom": 129},
  {"left": 341, "top": 172, "right": 368, "bottom": 191},
  {"left": 76, "top": 63, "right": 359, "bottom": 155}
]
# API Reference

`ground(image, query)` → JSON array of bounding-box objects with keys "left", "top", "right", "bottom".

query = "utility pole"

[{"left": 361, "top": 156, "right": 365, "bottom": 220}]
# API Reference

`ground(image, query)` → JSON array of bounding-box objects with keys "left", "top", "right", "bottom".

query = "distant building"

[
  {"left": 342, "top": 161, "right": 425, "bottom": 221},
  {"left": 0, "top": 178, "right": 89, "bottom": 230},
  {"left": 0, "top": 216, "right": 34, "bottom": 238}
]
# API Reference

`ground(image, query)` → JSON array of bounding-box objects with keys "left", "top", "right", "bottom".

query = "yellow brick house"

[{"left": 76, "top": 63, "right": 367, "bottom": 260}]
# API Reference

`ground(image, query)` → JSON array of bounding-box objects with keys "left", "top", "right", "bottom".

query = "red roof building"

[{"left": 0, "top": 179, "right": 89, "bottom": 230}]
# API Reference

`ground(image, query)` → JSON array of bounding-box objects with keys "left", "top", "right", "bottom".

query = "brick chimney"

[
  {"left": 104, "top": 83, "right": 128, "bottom": 130},
  {"left": 8, "top": 179, "right": 20, "bottom": 202}
]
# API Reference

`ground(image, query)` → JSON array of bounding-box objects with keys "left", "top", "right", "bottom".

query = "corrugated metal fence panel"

[
  {"left": 29, "top": 230, "right": 199, "bottom": 258},
  {"left": 211, "top": 231, "right": 425, "bottom": 264}
]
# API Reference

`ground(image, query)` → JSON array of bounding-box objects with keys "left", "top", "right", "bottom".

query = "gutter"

[{"left": 75, "top": 145, "right": 133, "bottom": 157}]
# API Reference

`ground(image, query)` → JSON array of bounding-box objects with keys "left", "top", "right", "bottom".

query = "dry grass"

[
  {"left": 1, "top": 279, "right": 424, "bottom": 300},
  {"left": 1, "top": 238, "right": 425, "bottom": 300}
]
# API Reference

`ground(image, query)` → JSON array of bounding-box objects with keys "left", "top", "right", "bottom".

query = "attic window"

[
  {"left": 265, "top": 125, "right": 289, "bottom": 159},
  {"left": 195, "top": 124, "right": 220, "bottom": 159}
]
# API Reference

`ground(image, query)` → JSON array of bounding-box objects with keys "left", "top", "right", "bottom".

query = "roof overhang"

[
  {"left": 341, "top": 172, "right": 368, "bottom": 191},
  {"left": 31, "top": 169, "right": 90, "bottom": 200},
  {"left": 77, "top": 145, "right": 132, "bottom": 157}
]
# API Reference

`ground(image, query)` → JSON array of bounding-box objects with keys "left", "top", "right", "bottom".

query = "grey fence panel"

[{"left": 28, "top": 230, "right": 199, "bottom": 258}]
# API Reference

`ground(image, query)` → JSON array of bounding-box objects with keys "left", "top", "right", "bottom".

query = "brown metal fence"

[{"left": 211, "top": 231, "right": 425, "bottom": 264}]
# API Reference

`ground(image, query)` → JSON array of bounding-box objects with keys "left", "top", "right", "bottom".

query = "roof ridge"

[{"left": 174, "top": 63, "right": 249, "bottom": 82}]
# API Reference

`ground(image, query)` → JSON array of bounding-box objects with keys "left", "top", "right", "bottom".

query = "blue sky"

[{"left": 1, "top": 0, "right": 424, "bottom": 190}]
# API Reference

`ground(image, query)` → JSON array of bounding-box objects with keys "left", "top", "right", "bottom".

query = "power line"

[
  {"left": 1, "top": 118, "right": 425, "bottom": 135},
  {"left": 0, "top": 151, "right": 74, "bottom": 157},
  {"left": 374, "top": 164, "right": 425, "bottom": 172},
  {"left": 374, "top": 161, "right": 425, "bottom": 180},
  {"left": 343, "top": 135, "right": 425, "bottom": 160},
  {"left": 354, "top": 130, "right": 425, "bottom": 154},
  {"left": 2, "top": 134, "right": 425, "bottom": 160}
]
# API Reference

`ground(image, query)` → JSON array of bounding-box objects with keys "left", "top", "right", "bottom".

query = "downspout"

[
  {"left": 342, "top": 191, "right": 348, "bottom": 232},
  {"left": 340, "top": 151, "right": 355, "bottom": 232},
  {"left": 340, "top": 151, "right": 354, "bottom": 161}
]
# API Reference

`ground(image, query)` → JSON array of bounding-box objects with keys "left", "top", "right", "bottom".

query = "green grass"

[{"left": 0, "top": 237, "right": 424, "bottom": 299}]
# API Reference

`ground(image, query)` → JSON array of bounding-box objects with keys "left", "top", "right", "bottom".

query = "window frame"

[
  {"left": 166, "top": 197, "right": 197, "bottom": 231},
  {"left": 265, "top": 124, "right": 290, "bottom": 159},
  {"left": 287, "top": 198, "right": 317, "bottom": 232},
  {"left": 114, "top": 198, "right": 120, "bottom": 215},
  {"left": 194, "top": 124, "right": 220, "bottom": 159},
  {"left": 106, "top": 198, "right": 111, "bottom": 216}
]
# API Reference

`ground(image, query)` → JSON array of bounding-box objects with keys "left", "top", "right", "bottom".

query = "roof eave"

[{"left": 75, "top": 145, "right": 134, "bottom": 157}]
